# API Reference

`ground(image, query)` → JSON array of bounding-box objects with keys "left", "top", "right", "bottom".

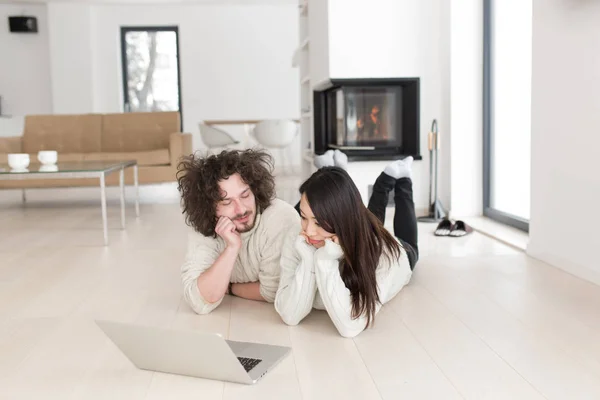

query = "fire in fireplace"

[{"left": 314, "top": 78, "right": 421, "bottom": 160}]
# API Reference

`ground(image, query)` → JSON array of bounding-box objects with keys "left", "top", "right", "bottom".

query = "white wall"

[
  {"left": 47, "top": 4, "right": 94, "bottom": 114},
  {"left": 449, "top": 0, "right": 483, "bottom": 217},
  {"left": 528, "top": 0, "right": 600, "bottom": 285},
  {"left": 308, "top": 0, "right": 329, "bottom": 88},
  {"left": 439, "top": 0, "right": 451, "bottom": 216},
  {"left": 0, "top": 116, "right": 24, "bottom": 138},
  {"left": 324, "top": 0, "right": 450, "bottom": 212},
  {"left": 45, "top": 3, "right": 300, "bottom": 162},
  {"left": 89, "top": 4, "right": 298, "bottom": 126},
  {"left": 0, "top": 4, "right": 52, "bottom": 118}
]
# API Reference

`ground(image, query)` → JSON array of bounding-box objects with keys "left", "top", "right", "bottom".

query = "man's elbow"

[
  {"left": 187, "top": 296, "right": 220, "bottom": 315},
  {"left": 182, "top": 281, "right": 221, "bottom": 315},
  {"left": 194, "top": 276, "right": 225, "bottom": 306},
  {"left": 202, "top": 292, "right": 223, "bottom": 305}
]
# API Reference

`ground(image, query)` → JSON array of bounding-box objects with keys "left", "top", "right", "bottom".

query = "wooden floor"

[{"left": 1, "top": 189, "right": 600, "bottom": 400}]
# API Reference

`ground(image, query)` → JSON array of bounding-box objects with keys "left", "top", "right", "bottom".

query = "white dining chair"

[
  {"left": 251, "top": 119, "right": 299, "bottom": 175},
  {"left": 198, "top": 123, "right": 239, "bottom": 153}
]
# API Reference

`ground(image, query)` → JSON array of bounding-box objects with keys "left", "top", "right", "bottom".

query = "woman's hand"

[
  {"left": 316, "top": 235, "right": 344, "bottom": 260},
  {"left": 300, "top": 231, "right": 310, "bottom": 245},
  {"left": 296, "top": 233, "right": 317, "bottom": 255}
]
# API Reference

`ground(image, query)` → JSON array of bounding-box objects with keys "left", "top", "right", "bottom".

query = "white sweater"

[
  {"left": 275, "top": 234, "right": 413, "bottom": 338},
  {"left": 180, "top": 199, "right": 300, "bottom": 315}
]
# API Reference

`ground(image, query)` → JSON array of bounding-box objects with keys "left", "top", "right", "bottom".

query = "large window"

[
  {"left": 120, "top": 26, "right": 182, "bottom": 118},
  {"left": 483, "top": 0, "right": 532, "bottom": 231}
]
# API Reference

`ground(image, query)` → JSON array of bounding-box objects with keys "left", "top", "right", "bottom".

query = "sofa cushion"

[
  {"left": 101, "top": 112, "right": 180, "bottom": 152},
  {"left": 0, "top": 137, "right": 22, "bottom": 154},
  {"left": 55, "top": 153, "right": 86, "bottom": 162},
  {"left": 84, "top": 149, "right": 170, "bottom": 166},
  {"left": 22, "top": 114, "right": 102, "bottom": 154}
]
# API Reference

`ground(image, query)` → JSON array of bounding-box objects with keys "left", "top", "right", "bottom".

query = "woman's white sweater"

[{"left": 274, "top": 234, "right": 413, "bottom": 338}]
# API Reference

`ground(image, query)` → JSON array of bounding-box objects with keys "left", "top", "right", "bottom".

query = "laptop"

[{"left": 95, "top": 320, "right": 291, "bottom": 385}]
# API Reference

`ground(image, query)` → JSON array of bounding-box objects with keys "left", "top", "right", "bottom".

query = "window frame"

[
  {"left": 483, "top": 0, "right": 530, "bottom": 232},
  {"left": 120, "top": 25, "right": 183, "bottom": 125}
]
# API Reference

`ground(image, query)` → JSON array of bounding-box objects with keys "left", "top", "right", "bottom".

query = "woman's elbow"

[
  {"left": 280, "top": 313, "right": 302, "bottom": 326},
  {"left": 274, "top": 302, "right": 303, "bottom": 326},
  {"left": 335, "top": 324, "right": 364, "bottom": 338},
  {"left": 339, "top": 329, "right": 361, "bottom": 338}
]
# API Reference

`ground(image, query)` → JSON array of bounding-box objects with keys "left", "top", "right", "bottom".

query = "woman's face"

[{"left": 299, "top": 194, "right": 335, "bottom": 248}]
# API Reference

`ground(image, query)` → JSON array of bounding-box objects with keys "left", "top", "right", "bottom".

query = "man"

[{"left": 177, "top": 149, "right": 300, "bottom": 315}]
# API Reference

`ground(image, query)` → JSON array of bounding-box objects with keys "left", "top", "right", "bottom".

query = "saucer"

[{"left": 39, "top": 165, "right": 59, "bottom": 172}]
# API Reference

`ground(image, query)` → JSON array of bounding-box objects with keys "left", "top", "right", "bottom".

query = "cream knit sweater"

[
  {"left": 275, "top": 234, "right": 413, "bottom": 338},
  {"left": 181, "top": 199, "right": 300, "bottom": 315}
]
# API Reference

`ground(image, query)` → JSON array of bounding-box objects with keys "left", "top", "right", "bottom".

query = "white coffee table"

[{"left": 0, "top": 160, "right": 139, "bottom": 245}]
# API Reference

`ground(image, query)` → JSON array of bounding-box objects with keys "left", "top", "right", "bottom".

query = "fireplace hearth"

[{"left": 313, "top": 78, "right": 421, "bottom": 161}]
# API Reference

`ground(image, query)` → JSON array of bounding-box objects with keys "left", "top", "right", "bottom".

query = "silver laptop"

[{"left": 95, "top": 320, "right": 291, "bottom": 385}]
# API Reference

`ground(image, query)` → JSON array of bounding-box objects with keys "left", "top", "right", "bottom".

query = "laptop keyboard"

[{"left": 237, "top": 357, "right": 262, "bottom": 372}]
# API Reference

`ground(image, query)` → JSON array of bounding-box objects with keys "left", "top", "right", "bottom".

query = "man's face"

[{"left": 215, "top": 173, "right": 257, "bottom": 233}]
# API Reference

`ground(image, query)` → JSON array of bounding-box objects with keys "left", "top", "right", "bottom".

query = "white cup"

[
  {"left": 8, "top": 153, "right": 30, "bottom": 170},
  {"left": 37, "top": 150, "right": 58, "bottom": 165}
]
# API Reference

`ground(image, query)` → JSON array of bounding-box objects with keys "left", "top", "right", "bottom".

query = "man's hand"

[{"left": 215, "top": 216, "right": 241, "bottom": 250}]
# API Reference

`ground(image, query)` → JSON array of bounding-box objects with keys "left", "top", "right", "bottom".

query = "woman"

[{"left": 275, "top": 157, "right": 418, "bottom": 338}]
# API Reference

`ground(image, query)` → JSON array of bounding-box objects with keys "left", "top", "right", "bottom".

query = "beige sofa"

[{"left": 0, "top": 111, "right": 192, "bottom": 189}]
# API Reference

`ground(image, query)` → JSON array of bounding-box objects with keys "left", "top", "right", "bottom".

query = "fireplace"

[{"left": 313, "top": 78, "right": 421, "bottom": 160}]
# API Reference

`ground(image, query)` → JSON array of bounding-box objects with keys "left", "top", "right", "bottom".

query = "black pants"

[
  {"left": 367, "top": 173, "right": 419, "bottom": 270},
  {"left": 294, "top": 172, "right": 419, "bottom": 270}
]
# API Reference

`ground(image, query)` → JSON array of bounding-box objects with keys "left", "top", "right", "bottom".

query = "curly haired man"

[{"left": 177, "top": 149, "right": 300, "bottom": 314}]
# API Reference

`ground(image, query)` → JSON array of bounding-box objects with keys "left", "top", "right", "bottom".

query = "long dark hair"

[
  {"left": 176, "top": 149, "right": 275, "bottom": 236},
  {"left": 300, "top": 167, "right": 401, "bottom": 327}
]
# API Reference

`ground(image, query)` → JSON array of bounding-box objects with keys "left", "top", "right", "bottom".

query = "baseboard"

[
  {"left": 462, "top": 216, "right": 529, "bottom": 252},
  {"left": 527, "top": 243, "right": 600, "bottom": 287}
]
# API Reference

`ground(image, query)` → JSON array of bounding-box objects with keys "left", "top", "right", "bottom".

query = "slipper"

[
  {"left": 434, "top": 218, "right": 453, "bottom": 236},
  {"left": 449, "top": 220, "right": 473, "bottom": 237}
]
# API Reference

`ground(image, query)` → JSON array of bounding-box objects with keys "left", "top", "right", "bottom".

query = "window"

[
  {"left": 483, "top": 0, "right": 532, "bottom": 231},
  {"left": 120, "top": 26, "right": 182, "bottom": 118}
]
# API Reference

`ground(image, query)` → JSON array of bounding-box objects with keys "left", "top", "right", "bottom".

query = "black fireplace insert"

[{"left": 313, "top": 78, "right": 421, "bottom": 161}]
